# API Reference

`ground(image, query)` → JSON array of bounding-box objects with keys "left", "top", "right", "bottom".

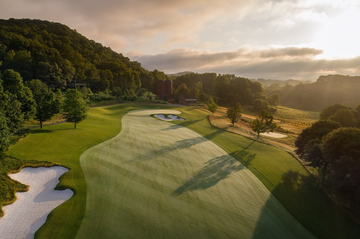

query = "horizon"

[{"left": 2, "top": 0, "right": 360, "bottom": 81}]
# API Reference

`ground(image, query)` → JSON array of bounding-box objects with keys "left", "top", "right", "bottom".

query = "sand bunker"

[
  {"left": 154, "top": 114, "right": 184, "bottom": 121},
  {"left": 260, "top": 132, "right": 287, "bottom": 138},
  {"left": 0, "top": 166, "right": 73, "bottom": 239}
]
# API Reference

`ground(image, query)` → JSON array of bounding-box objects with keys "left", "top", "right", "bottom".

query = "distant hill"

[
  {"left": 167, "top": 71, "right": 194, "bottom": 77},
  {"left": 266, "top": 74, "right": 360, "bottom": 111},
  {"left": 0, "top": 18, "right": 166, "bottom": 92}
]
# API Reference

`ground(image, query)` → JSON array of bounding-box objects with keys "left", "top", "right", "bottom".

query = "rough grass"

[
  {"left": 76, "top": 109, "right": 315, "bottom": 239},
  {"left": 0, "top": 157, "right": 55, "bottom": 217},
  {"left": 272, "top": 106, "right": 320, "bottom": 123},
  {"left": 6, "top": 104, "right": 360, "bottom": 239}
]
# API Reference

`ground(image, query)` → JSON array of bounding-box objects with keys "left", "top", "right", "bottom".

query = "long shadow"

[
  {"left": 125, "top": 136, "right": 209, "bottom": 163},
  {"left": 251, "top": 170, "right": 360, "bottom": 239},
  {"left": 229, "top": 149, "right": 256, "bottom": 167},
  {"left": 160, "top": 119, "right": 203, "bottom": 131},
  {"left": 171, "top": 154, "right": 246, "bottom": 197}
]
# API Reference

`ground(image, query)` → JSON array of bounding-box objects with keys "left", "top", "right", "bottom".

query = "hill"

[
  {"left": 265, "top": 74, "right": 360, "bottom": 111},
  {"left": 0, "top": 18, "right": 166, "bottom": 92}
]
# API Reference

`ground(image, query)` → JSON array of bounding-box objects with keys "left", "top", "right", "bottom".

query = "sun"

[{"left": 313, "top": 8, "right": 360, "bottom": 59}]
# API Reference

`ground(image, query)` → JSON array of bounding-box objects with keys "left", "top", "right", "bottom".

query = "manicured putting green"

[{"left": 76, "top": 109, "right": 315, "bottom": 239}]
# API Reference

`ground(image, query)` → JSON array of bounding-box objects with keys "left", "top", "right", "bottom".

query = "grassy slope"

[
  {"left": 172, "top": 107, "right": 360, "bottom": 239},
  {"left": 7, "top": 104, "right": 165, "bottom": 238},
  {"left": 7, "top": 104, "right": 360, "bottom": 239},
  {"left": 76, "top": 109, "right": 315, "bottom": 239}
]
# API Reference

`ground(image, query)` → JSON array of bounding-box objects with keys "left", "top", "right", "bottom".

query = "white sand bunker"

[
  {"left": 260, "top": 132, "right": 287, "bottom": 138},
  {"left": 0, "top": 166, "right": 73, "bottom": 239},
  {"left": 154, "top": 114, "right": 184, "bottom": 121}
]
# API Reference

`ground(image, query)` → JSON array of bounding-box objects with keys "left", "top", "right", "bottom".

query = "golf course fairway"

[{"left": 76, "top": 109, "right": 315, "bottom": 239}]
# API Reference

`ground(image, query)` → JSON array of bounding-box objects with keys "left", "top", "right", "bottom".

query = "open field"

[
  {"left": 76, "top": 109, "right": 315, "bottom": 238},
  {"left": 6, "top": 104, "right": 360, "bottom": 238}
]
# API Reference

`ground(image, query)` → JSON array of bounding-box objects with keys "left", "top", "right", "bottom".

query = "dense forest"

[
  {"left": 295, "top": 103, "right": 360, "bottom": 219},
  {"left": 265, "top": 75, "right": 360, "bottom": 111},
  {"left": 172, "top": 72, "right": 274, "bottom": 109},
  {"left": 0, "top": 18, "right": 167, "bottom": 93}
]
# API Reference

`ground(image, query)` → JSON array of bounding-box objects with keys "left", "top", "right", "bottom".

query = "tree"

[
  {"left": 62, "top": 89, "right": 88, "bottom": 129},
  {"left": 269, "top": 94, "right": 280, "bottom": 106},
  {"left": 253, "top": 99, "right": 269, "bottom": 112},
  {"left": 0, "top": 108, "right": 10, "bottom": 153},
  {"left": 26, "top": 79, "right": 61, "bottom": 128},
  {"left": 227, "top": 102, "right": 242, "bottom": 125},
  {"left": 1, "top": 69, "right": 36, "bottom": 121},
  {"left": 320, "top": 104, "right": 348, "bottom": 120},
  {"left": 322, "top": 127, "right": 360, "bottom": 206},
  {"left": 328, "top": 108, "right": 360, "bottom": 127},
  {"left": 207, "top": 98, "right": 218, "bottom": 114},
  {"left": 213, "top": 75, "right": 230, "bottom": 99},
  {"left": 250, "top": 110, "right": 277, "bottom": 139},
  {"left": 295, "top": 120, "right": 341, "bottom": 157}
]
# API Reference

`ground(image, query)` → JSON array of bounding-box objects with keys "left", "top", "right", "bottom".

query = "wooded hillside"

[
  {"left": 0, "top": 18, "right": 166, "bottom": 92},
  {"left": 265, "top": 75, "right": 360, "bottom": 111}
]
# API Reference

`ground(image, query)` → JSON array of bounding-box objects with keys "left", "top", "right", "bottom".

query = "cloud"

[
  {"left": 2, "top": 0, "right": 360, "bottom": 80},
  {"left": 133, "top": 47, "right": 360, "bottom": 80}
]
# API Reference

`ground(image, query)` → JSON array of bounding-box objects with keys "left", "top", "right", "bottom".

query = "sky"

[{"left": 1, "top": 0, "right": 360, "bottom": 80}]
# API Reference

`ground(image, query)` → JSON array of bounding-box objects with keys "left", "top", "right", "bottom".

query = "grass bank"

[{"left": 6, "top": 103, "right": 360, "bottom": 239}]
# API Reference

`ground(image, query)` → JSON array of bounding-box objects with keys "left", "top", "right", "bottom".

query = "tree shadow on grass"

[
  {"left": 31, "top": 128, "right": 74, "bottom": 134},
  {"left": 125, "top": 136, "right": 209, "bottom": 163},
  {"left": 160, "top": 119, "right": 203, "bottom": 131},
  {"left": 171, "top": 151, "right": 256, "bottom": 197},
  {"left": 250, "top": 169, "right": 360, "bottom": 239}
]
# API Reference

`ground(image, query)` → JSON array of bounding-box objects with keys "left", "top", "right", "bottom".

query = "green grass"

[
  {"left": 171, "top": 107, "right": 360, "bottom": 239},
  {"left": 272, "top": 106, "right": 320, "bottom": 123},
  {"left": 76, "top": 109, "right": 315, "bottom": 239},
  {"left": 0, "top": 156, "right": 54, "bottom": 217},
  {"left": 7, "top": 104, "right": 172, "bottom": 238},
  {"left": 6, "top": 104, "right": 360, "bottom": 239}
]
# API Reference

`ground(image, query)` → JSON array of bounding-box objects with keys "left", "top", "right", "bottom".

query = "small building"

[{"left": 179, "top": 95, "right": 197, "bottom": 106}]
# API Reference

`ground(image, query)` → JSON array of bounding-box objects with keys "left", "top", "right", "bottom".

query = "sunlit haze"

[{"left": 2, "top": 0, "right": 360, "bottom": 80}]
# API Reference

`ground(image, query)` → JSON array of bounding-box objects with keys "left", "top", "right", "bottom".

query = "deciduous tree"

[
  {"left": 227, "top": 102, "right": 242, "bottom": 125},
  {"left": 62, "top": 89, "right": 88, "bottom": 129},
  {"left": 207, "top": 97, "right": 218, "bottom": 114},
  {"left": 250, "top": 110, "right": 277, "bottom": 139},
  {"left": 26, "top": 79, "right": 61, "bottom": 128}
]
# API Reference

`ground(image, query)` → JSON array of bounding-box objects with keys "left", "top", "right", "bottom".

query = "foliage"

[
  {"left": 1, "top": 69, "right": 36, "bottom": 122},
  {"left": 322, "top": 127, "right": 360, "bottom": 210},
  {"left": 295, "top": 120, "right": 341, "bottom": 158},
  {"left": 253, "top": 99, "right": 269, "bottom": 112},
  {"left": 0, "top": 111, "right": 10, "bottom": 153},
  {"left": 0, "top": 19, "right": 164, "bottom": 92},
  {"left": 62, "top": 89, "right": 88, "bottom": 129},
  {"left": 172, "top": 72, "right": 266, "bottom": 106},
  {"left": 226, "top": 102, "right": 242, "bottom": 125},
  {"left": 249, "top": 110, "right": 277, "bottom": 139},
  {"left": 0, "top": 156, "right": 54, "bottom": 217},
  {"left": 269, "top": 94, "right": 280, "bottom": 106},
  {"left": 26, "top": 79, "right": 61, "bottom": 128},
  {"left": 328, "top": 108, "right": 360, "bottom": 127},
  {"left": 207, "top": 97, "right": 218, "bottom": 114},
  {"left": 265, "top": 75, "right": 360, "bottom": 111},
  {"left": 320, "top": 104, "right": 349, "bottom": 120}
]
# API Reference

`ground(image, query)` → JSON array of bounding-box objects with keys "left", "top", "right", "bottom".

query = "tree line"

[
  {"left": 295, "top": 103, "right": 360, "bottom": 218},
  {"left": 0, "top": 69, "right": 87, "bottom": 154},
  {"left": 172, "top": 72, "right": 279, "bottom": 110},
  {"left": 265, "top": 75, "right": 360, "bottom": 111},
  {"left": 0, "top": 19, "right": 167, "bottom": 95}
]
